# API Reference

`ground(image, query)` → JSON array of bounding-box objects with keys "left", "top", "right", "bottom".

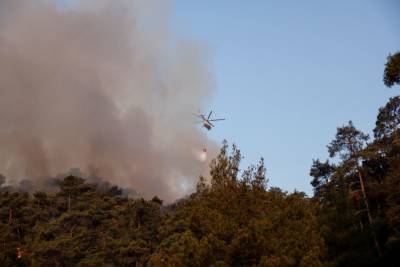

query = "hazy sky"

[
  {"left": 172, "top": 0, "right": 400, "bottom": 194},
  {"left": 54, "top": 0, "right": 399, "bottom": 195}
]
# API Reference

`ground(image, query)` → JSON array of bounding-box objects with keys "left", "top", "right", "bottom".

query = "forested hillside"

[
  {"left": 0, "top": 143, "right": 323, "bottom": 266},
  {"left": 1, "top": 52, "right": 399, "bottom": 266},
  {"left": 310, "top": 52, "right": 400, "bottom": 267}
]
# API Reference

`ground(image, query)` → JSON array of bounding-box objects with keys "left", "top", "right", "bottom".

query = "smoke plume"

[{"left": 0, "top": 0, "right": 217, "bottom": 201}]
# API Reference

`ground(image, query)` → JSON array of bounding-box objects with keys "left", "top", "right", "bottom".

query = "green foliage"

[
  {"left": 150, "top": 144, "right": 324, "bottom": 267},
  {"left": 374, "top": 96, "right": 400, "bottom": 140},
  {"left": 0, "top": 144, "right": 324, "bottom": 266},
  {"left": 311, "top": 96, "right": 400, "bottom": 266},
  {"left": 307, "top": 51, "right": 400, "bottom": 266},
  {"left": 327, "top": 120, "right": 369, "bottom": 160},
  {"left": 0, "top": 177, "right": 163, "bottom": 266},
  {"left": 384, "top": 52, "right": 400, "bottom": 87}
]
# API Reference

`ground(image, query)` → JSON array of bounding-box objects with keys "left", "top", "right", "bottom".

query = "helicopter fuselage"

[{"left": 203, "top": 121, "right": 212, "bottom": 130}]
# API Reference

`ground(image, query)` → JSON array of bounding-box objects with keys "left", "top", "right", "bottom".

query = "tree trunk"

[
  {"left": 68, "top": 192, "right": 71, "bottom": 211},
  {"left": 8, "top": 208, "right": 12, "bottom": 224},
  {"left": 359, "top": 220, "right": 364, "bottom": 230},
  {"left": 70, "top": 225, "right": 75, "bottom": 238},
  {"left": 357, "top": 169, "right": 381, "bottom": 256}
]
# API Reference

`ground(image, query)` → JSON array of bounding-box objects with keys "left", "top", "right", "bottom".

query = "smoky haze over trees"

[
  {"left": 0, "top": 143, "right": 324, "bottom": 267},
  {"left": 2, "top": 51, "right": 399, "bottom": 266},
  {"left": 0, "top": 0, "right": 217, "bottom": 201}
]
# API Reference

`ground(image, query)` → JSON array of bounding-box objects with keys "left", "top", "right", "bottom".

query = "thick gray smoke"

[{"left": 0, "top": 0, "right": 217, "bottom": 201}]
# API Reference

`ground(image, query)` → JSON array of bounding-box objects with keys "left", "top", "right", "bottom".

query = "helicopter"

[{"left": 195, "top": 110, "right": 225, "bottom": 130}]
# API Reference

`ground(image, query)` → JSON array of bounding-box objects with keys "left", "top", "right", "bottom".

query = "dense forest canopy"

[
  {"left": 1, "top": 53, "right": 400, "bottom": 266},
  {"left": 310, "top": 51, "right": 400, "bottom": 267},
  {"left": 1, "top": 144, "right": 323, "bottom": 267}
]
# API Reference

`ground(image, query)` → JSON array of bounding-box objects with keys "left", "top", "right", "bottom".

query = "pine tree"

[{"left": 384, "top": 52, "right": 400, "bottom": 87}]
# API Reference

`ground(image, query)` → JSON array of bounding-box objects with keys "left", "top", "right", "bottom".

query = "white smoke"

[{"left": 0, "top": 0, "right": 218, "bottom": 201}]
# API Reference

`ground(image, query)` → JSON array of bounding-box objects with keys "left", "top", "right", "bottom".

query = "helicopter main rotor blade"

[
  {"left": 193, "top": 113, "right": 207, "bottom": 121},
  {"left": 209, "top": 118, "right": 225, "bottom": 121},
  {"left": 207, "top": 110, "right": 212, "bottom": 119}
]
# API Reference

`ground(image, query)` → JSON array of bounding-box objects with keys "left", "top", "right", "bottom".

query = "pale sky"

[{"left": 172, "top": 0, "right": 400, "bottom": 194}]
